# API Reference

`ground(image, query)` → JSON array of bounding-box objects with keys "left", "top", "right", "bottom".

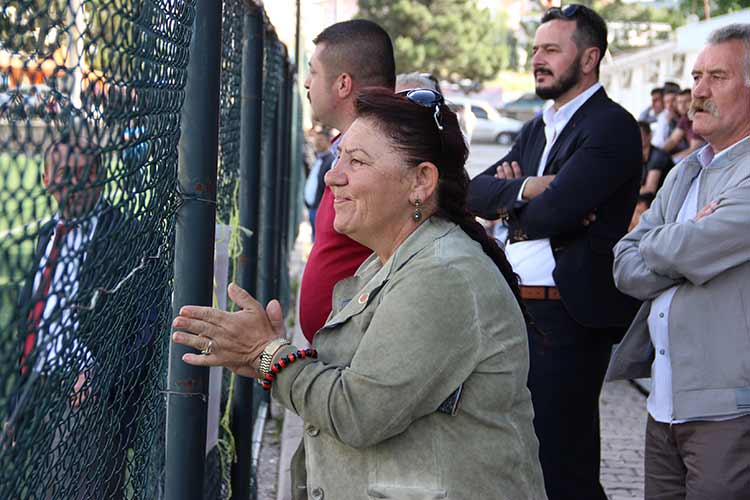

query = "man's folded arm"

[
  {"left": 515, "top": 123, "right": 641, "bottom": 239},
  {"left": 613, "top": 185, "right": 682, "bottom": 300},
  {"left": 639, "top": 180, "right": 750, "bottom": 286},
  {"left": 467, "top": 144, "right": 526, "bottom": 219}
]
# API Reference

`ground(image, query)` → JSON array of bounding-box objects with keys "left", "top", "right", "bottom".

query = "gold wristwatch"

[{"left": 257, "top": 338, "right": 291, "bottom": 384}]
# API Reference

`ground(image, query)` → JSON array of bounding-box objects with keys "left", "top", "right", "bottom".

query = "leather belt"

[{"left": 520, "top": 285, "right": 561, "bottom": 301}]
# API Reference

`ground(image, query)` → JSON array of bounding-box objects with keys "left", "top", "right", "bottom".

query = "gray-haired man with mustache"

[{"left": 608, "top": 23, "right": 750, "bottom": 500}]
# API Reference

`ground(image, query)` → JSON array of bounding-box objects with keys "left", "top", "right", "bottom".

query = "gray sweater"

[{"left": 608, "top": 138, "right": 750, "bottom": 420}]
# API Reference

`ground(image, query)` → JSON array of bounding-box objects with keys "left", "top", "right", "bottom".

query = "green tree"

[{"left": 357, "top": 0, "right": 511, "bottom": 87}]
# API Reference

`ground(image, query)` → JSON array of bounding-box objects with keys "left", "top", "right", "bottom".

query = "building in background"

[{"left": 601, "top": 9, "right": 750, "bottom": 116}]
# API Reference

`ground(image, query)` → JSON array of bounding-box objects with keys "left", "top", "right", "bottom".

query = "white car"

[{"left": 446, "top": 96, "right": 523, "bottom": 145}]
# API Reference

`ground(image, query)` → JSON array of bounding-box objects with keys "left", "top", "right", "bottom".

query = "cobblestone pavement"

[{"left": 600, "top": 380, "right": 648, "bottom": 500}]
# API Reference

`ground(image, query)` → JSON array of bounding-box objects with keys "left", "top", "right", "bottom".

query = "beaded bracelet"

[{"left": 261, "top": 348, "right": 318, "bottom": 391}]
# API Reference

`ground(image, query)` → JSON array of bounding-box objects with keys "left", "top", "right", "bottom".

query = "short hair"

[
  {"left": 679, "top": 88, "right": 692, "bottom": 97},
  {"left": 541, "top": 4, "right": 608, "bottom": 74},
  {"left": 707, "top": 23, "right": 750, "bottom": 87},
  {"left": 650, "top": 87, "right": 664, "bottom": 96},
  {"left": 313, "top": 20, "right": 396, "bottom": 91},
  {"left": 395, "top": 72, "right": 442, "bottom": 93},
  {"left": 662, "top": 81, "right": 680, "bottom": 94},
  {"left": 637, "top": 120, "right": 651, "bottom": 135}
]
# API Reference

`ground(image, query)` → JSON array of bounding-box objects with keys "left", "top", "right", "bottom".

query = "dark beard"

[{"left": 535, "top": 56, "right": 582, "bottom": 100}]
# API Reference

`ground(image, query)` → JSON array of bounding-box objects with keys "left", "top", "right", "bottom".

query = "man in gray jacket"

[{"left": 608, "top": 24, "right": 750, "bottom": 500}]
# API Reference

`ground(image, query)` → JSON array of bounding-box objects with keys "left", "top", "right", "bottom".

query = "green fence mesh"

[
  {"left": 0, "top": 0, "right": 302, "bottom": 498},
  {"left": 0, "top": 1, "right": 195, "bottom": 498},
  {"left": 205, "top": 0, "right": 244, "bottom": 498}
]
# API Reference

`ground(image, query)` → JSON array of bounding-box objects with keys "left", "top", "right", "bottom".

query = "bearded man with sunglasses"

[{"left": 468, "top": 5, "right": 641, "bottom": 500}]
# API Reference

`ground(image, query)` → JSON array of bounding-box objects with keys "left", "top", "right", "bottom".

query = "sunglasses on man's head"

[
  {"left": 396, "top": 88, "right": 445, "bottom": 132},
  {"left": 546, "top": 4, "right": 583, "bottom": 18}
]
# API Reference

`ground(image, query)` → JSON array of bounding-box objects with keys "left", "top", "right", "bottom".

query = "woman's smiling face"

[{"left": 324, "top": 117, "right": 416, "bottom": 257}]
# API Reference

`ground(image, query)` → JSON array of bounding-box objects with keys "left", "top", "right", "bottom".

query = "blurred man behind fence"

[
  {"left": 609, "top": 23, "right": 750, "bottom": 500},
  {"left": 9, "top": 128, "right": 157, "bottom": 498}
]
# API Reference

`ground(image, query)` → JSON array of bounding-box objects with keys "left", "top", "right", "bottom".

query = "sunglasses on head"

[
  {"left": 396, "top": 88, "right": 445, "bottom": 132},
  {"left": 546, "top": 4, "right": 582, "bottom": 18}
]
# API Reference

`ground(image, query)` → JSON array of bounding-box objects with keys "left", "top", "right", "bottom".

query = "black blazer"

[
  {"left": 468, "top": 88, "right": 641, "bottom": 329},
  {"left": 306, "top": 151, "right": 335, "bottom": 209}
]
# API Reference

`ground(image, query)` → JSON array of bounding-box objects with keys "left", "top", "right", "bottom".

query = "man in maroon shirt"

[{"left": 299, "top": 20, "right": 396, "bottom": 342}]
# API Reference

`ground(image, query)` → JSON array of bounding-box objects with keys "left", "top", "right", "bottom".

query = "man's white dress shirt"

[
  {"left": 33, "top": 214, "right": 97, "bottom": 373},
  {"left": 505, "top": 82, "right": 602, "bottom": 286}
]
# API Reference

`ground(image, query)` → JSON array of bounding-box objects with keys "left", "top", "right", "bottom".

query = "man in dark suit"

[
  {"left": 303, "top": 128, "right": 334, "bottom": 241},
  {"left": 9, "top": 137, "right": 157, "bottom": 498},
  {"left": 468, "top": 5, "right": 641, "bottom": 500}
]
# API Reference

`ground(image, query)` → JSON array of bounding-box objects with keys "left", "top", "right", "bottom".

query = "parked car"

[
  {"left": 446, "top": 95, "right": 523, "bottom": 145},
  {"left": 500, "top": 92, "right": 546, "bottom": 122}
]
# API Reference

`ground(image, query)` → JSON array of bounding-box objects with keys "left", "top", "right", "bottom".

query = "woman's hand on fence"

[{"left": 172, "top": 283, "right": 282, "bottom": 378}]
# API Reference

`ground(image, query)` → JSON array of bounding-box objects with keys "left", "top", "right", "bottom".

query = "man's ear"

[
  {"left": 336, "top": 73, "right": 355, "bottom": 99},
  {"left": 412, "top": 161, "right": 439, "bottom": 204},
  {"left": 580, "top": 46, "right": 601, "bottom": 76}
]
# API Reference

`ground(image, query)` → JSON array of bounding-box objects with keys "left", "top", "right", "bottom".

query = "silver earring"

[{"left": 412, "top": 198, "right": 422, "bottom": 222}]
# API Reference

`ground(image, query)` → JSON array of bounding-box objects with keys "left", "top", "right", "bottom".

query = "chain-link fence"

[{"left": 0, "top": 1, "right": 303, "bottom": 498}]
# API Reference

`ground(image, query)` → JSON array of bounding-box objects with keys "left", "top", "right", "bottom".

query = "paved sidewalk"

[{"left": 600, "top": 380, "right": 647, "bottom": 500}]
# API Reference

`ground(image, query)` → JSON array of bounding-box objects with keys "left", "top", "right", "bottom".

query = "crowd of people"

[
  {"left": 631, "top": 81, "right": 709, "bottom": 229},
  {"left": 172, "top": 6, "right": 750, "bottom": 500}
]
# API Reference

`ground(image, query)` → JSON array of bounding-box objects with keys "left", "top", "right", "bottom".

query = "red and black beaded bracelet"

[{"left": 261, "top": 348, "right": 318, "bottom": 390}]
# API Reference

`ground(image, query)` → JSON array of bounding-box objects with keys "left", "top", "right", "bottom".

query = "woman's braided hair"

[{"left": 355, "top": 88, "right": 523, "bottom": 311}]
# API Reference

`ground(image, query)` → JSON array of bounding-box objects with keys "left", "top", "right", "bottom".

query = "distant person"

[
  {"left": 609, "top": 24, "right": 750, "bottom": 500},
  {"left": 303, "top": 128, "right": 334, "bottom": 241},
  {"left": 395, "top": 72, "right": 442, "bottom": 93},
  {"left": 651, "top": 81, "right": 680, "bottom": 147},
  {"left": 639, "top": 87, "right": 664, "bottom": 124},
  {"left": 638, "top": 120, "right": 673, "bottom": 194},
  {"left": 663, "top": 88, "right": 705, "bottom": 161},
  {"left": 468, "top": 5, "right": 641, "bottom": 499}
]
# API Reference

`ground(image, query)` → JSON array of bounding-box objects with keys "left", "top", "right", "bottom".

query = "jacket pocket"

[{"left": 367, "top": 486, "right": 448, "bottom": 499}]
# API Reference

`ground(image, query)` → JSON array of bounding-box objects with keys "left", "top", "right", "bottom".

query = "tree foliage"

[
  {"left": 357, "top": 0, "right": 511, "bottom": 86},
  {"left": 679, "top": 0, "right": 749, "bottom": 20}
]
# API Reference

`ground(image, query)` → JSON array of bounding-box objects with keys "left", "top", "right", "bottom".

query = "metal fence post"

[
  {"left": 272, "top": 58, "right": 289, "bottom": 301},
  {"left": 230, "top": 4, "right": 264, "bottom": 499},
  {"left": 277, "top": 64, "right": 294, "bottom": 309},
  {"left": 165, "top": 0, "right": 223, "bottom": 498},
  {"left": 257, "top": 40, "right": 280, "bottom": 308}
]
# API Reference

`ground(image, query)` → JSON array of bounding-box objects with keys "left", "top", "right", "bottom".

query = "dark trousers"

[
  {"left": 525, "top": 299, "right": 618, "bottom": 500},
  {"left": 645, "top": 414, "right": 750, "bottom": 500}
]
